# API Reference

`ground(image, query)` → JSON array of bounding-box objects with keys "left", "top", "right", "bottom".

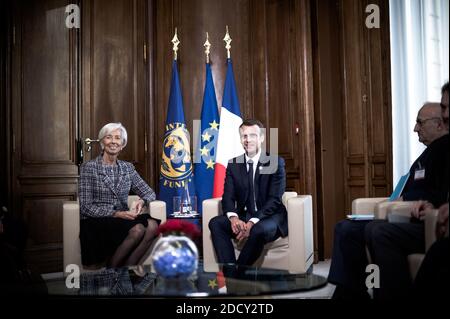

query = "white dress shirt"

[{"left": 226, "top": 150, "right": 261, "bottom": 225}]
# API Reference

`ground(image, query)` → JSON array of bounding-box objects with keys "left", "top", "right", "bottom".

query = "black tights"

[{"left": 109, "top": 219, "right": 159, "bottom": 267}]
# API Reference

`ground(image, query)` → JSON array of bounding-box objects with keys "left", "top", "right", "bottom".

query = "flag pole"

[
  {"left": 224, "top": 25, "right": 232, "bottom": 59},
  {"left": 172, "top": 27, "right": 180, "bottom": 61},
  {"left": 204, "top": 32, "right": 211, "bottom": 64}
]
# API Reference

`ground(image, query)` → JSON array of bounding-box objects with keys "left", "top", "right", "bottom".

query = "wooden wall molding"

[{"left": 4, "top": 0, "right": 392, "bottom": 270}]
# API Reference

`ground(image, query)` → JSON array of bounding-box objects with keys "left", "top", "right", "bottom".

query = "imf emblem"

[{"left": 161, "top": 125, "right": 192, "bottom": 184}]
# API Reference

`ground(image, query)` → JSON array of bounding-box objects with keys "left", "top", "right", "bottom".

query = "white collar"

[{"left": 245, "top": 149, "right": 261, "bottom": 165}]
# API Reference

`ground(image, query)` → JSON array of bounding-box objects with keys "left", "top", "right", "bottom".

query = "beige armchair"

[
  {"left": 351, "top": 197, "right": 410, "bottom": 220},
  {"left": 351, "top": 197, "right": 438, "bottom": 280},
  {"left": 62, "top": 196, "right": 166, "bottom": 273},
  {"left": 386, "top": 205, "right": 439, "bottom": 280},
  {"left": 202, "top": 192, "right": 314, "bottom": 274}
]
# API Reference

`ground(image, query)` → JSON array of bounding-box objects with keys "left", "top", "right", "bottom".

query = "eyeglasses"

[{"left": 415, "top": 117, "right": 441, "bottom": 126}]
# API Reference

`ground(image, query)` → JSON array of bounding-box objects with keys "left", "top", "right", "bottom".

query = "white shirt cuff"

[
  {"left": 249, "top": 217, "right": 260, "bottom": 224},
  {"left": 226, "top": 212, "right": 238, "bottom": 219}
]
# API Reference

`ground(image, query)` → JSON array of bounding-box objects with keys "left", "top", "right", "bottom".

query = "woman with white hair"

[{"left": 78, "top": 122, "right": 159, "bottom": 267}]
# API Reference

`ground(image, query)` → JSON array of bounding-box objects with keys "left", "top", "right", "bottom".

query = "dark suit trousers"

[
  {"left": 209, "top": 215, "right": 280, "bottom": 266},
  {"left": 365, "top": 220, "right": 425, "bottom": 299},
  {"left": 413, "top": 237, "right": 449, "bottom": 298},
  {"left": 328, "top": 219, "right": 374, "bottom": 293}
]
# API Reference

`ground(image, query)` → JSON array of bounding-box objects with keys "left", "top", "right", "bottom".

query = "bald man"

[
  {"left": 365, "top": 102, "right": 449, "bottom": 299},
  {"left": 399, "top": 103, "right": 449, "bottom": 203},
  {"left": 329, "top": 103, "right": 449, "bottom": 299},
  {"left": 414, "top": 102, "right": 448, "bottom": 145}
]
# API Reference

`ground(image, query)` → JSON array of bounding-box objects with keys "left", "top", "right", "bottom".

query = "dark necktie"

[{"left": 247, "top": 159, "right": 255, "bottom": 214}]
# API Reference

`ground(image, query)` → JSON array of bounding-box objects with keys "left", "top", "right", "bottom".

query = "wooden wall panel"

[
  {"left": 311, "top": 0, "right": 346, "bottom": 258},
  {"left": 249, "top": 0, "right": 303, "bottom": 191},
  {"left": 265, "top": 0, "right": 298, "bottom": 166},
  {"left": 22, "top": 16, "right": 71, "bottom": 163},
  {"left": 179, "top": 0, "right": 250, "bottom": 129},
  {"left": 341, "top": 0, "right": 366, "bottom": 158},
  {"left": 0, "top": 1, "right": 9, "bottom": 206},
  {"left": 11, "top": 0, "right": 79, "bottom": 273},
  {"left": 366, "top": 0, "right": 392, "bottom": 196},
  {"left": 338, "top": 0, "right": 392, "bottom": 211},
  {"left": 313, "top": 0, "right": 391, "bottom": 258},
  {"left": 4, "top": 0, "right": 393, "bottom": 270},
  {"left": 23, "top": 195, "right": 69, "bottom": 245},
  {"left": 81, "top": 0, "right": 148, "bottom": 177},
  {"left": 17, "top": 0, "right": 78, "bottom": 176},
  {"left": 294, "top": 0, "right": 317, "bottom": 222},
  {"left": 154, "top": 0, "right": 251, "bottom": 165},
  {"left": 154, "top": 0, "right": 314, "bottom": 195},
  {"left": 11, "top": 0, "right": 150, "bottom": 273}
]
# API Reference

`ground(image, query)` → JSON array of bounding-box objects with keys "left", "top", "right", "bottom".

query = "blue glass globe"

[{"left": 151, "top": 235, "right": 198, "bottom": 278}]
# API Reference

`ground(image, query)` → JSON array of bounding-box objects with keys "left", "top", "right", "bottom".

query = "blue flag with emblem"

[
  {"left": 159, "top": 60, "right": 196, "bottom": 219},
  {"left": 194, "top": 63, "right": 220, "bottom": 214}
]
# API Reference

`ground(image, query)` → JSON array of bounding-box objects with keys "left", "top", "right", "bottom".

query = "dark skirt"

[{"left": 79, "top": 214, "right": 160, "bottom": 266}]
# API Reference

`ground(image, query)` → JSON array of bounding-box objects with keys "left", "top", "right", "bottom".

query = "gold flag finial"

[
  {"left": 223, "top": 25, "right": 232, "bottom": 59},
  {"left": 204, "top": 32, "right": 211, "bottom": 63},
  {"left": 171, "top": 28, "right": 180, "bottom": 60}
]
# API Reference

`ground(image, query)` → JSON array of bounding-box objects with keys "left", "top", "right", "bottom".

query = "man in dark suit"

[
  {"left": 209, "top": 119, "right": 287, "bottom": 266},
  {"left": 329, "top": 102, "right": 449, "bottom": 299},
  {"left": 365, "top": 84, "right": 449, "bottom": 299},
  {"left": 412, "top": 83, "right": 449, "bottom": 299}
]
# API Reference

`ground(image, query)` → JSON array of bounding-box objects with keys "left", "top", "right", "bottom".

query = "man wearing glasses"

[
  {"left": 329, "top": 102, "right": 449, "bottom": 299},
  {"left": 414, "top": 104, "right": 447, "bottom": 148},
  {"left": 365, "top": 100, "right": 449, "bottom": 299}
]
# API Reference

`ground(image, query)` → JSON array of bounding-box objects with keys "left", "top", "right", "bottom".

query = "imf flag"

[
  {"left": 194, "top": 63, "right": 220, "bottom": 214},
  {"left": 159, "top": 60, "right": 196, "bottom": 219}
]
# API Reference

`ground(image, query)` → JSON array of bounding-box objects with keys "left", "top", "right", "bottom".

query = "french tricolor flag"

[{"left": 212, "top": 58, "right": 244, "bottom": 197}]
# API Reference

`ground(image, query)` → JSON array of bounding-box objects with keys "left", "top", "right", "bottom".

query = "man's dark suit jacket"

[
  {"left": 221, "top": 153, "right": 288, "bottom": 237},
  {"left": 402, "top": 134, "right": 449, "bottom": 207}
]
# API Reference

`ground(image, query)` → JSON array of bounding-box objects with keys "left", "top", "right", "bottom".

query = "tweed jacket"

[{"left": 79, "top": 155, "right": 156, "bottom": 219}]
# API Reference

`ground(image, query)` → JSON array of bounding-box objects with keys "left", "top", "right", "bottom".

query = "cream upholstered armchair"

[
  {"left": 386, "top": 204, "right": 439, "bottom": 280},
  {"left": 351, "top": 197, "right": 438, "bottom": 280},
  {"left": 62, "top": 196, "right": 166, "bottom": 273},
  {"left": 351, "top": 197, "right": 413, "bottom": 220},
  {"left": 202, "top": 192, "right": 314, "bottom": 274}
]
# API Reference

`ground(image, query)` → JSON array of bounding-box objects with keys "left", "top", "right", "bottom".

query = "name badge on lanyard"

[{"left": 414, "top": 169, "right": 425, "bottom": 180}]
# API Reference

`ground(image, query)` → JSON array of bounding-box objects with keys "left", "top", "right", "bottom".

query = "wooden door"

[
  {"left": 80, "top": 0, "right": 150, "bottom": 179},
  {"left": 312, "top": 0, "right": 392, "bottom": 258},
  {"left": 339, "top": 0, "right": 392, "bottom": 209},
  {"left": 10, "top": 0, "right": 150, "bottom": 273},
  {"left": 11, "top": 0, "right": 79, "bottom": 273}
]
